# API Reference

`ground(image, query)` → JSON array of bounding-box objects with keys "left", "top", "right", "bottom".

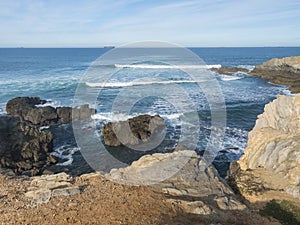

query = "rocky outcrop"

[
  {"left": 25, "top": 173, "right": 82, "bottom": 205},
  {"left": 0, "top": 115, "right": 55, "bottom": 175},
  {"left": 101, "top": 114, "right": 166, "bottom": 147},
  {"left": 251, "top": 56, "right": 300, "bottom": 93},
  {"left": 107, "top": 150, "right": 247, "bottom": 215},
  {"left": 229, "top": 94, "right": 300, "bottom": 201},
  {"left": 6, "top": 97, "right": 95, "bottom": 125},
  {"left": 211, "top": 67, "right": 249, "bottom": 75}
]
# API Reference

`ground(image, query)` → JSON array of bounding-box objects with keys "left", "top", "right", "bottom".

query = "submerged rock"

[
  {"left": 251, "top": 56, "right": 300, "bottom": 93},
  {"left": 0, "top": 115, "right": 55, "bottom": 175},
  {"left": 101, "top": 114, "right": 166, "bottom": 147},
  {"left": 229, "top": 94, "right": 300, "bottom": 201},
  {"left": 211, "top": 67, "right": 249, "bottom": 75}
]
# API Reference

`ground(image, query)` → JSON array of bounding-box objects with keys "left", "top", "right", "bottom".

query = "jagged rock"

[
  {"left": 6, "top": 97, "right": 46, "bottom": 117},
  {"left": 211, "top": 67, "right": 249, "bottom": 75},
  {"left": 106, "top": 150, "right": 247, "bottom": 214},
  {"left": 72, "top": 104, "right": 96, "bottom": 122},
  {"left": 25, "top": 173, "right": 82, "bottom": 205},
  {"left": 5, "top": 97, "right": 95, "bottom": 125},
  {"left": 56, "top": 107, "right": 72, "bottom": 124},
  {"left": 24, "top": 106, "right": 58, "bottom": 125},
  {"left": 0, "top": 115, "right": 54, "bottom": 175},
  {"left": 101, "top": 114, "right": 166, "bottom": 147},
  {"left": 230, "top": 94, "right": 300, "bottom": 201},
  {"left": 169, "top": 199, "right": 215, "bottom": 215},
  {"left": 251, "top": 56, "right": 300, "bottom": 93}
]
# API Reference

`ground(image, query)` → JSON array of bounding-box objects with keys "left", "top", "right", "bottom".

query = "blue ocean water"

[{"left": 0, "top": 47, "right": 299, "bottom": 173}]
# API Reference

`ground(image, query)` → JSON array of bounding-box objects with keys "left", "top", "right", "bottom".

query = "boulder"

[
  {"left": 106, "top": 150, "right": 246, "bottom": 214},
  {"left": 6, "top": 97, "right": 46, "bottom": 117},
  {"left": 56, "top": 107, "right": 72, "bottom": 124},
  {"left": 24, "top": 106, "right": 58, "bottom": 126},
  {"left": 6, "top": 97, "right": 95, "bottom": 125},
  {"left": 229, "top": 94, "right": 300, "bottom": 201},
  {"left": 251, "top": 56, "right": 300, "bottom": 93},
  {"left": 72, "top": 104, "right": 96, "bottom": 122},
  {"left": 0, "top": 115, "right": 55, "bottom": 175},
  {"left": 101, "top": 114, "right": 166, "bottom": 147}
]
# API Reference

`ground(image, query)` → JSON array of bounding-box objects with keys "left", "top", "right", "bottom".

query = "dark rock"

[
  {"left": 101, "top": 114, "right": 166, "bottom": 147},
  {"left": 72, "top": 104, "right": 95, "bottom": 122},
  {"left": 211, "top": 67, "right": 249, "bottom": 75},
  {"left": 250, "top": 56, "right": 300, "bottom": 93},
  {"left": 6, "top": 97, "right": 95, "bottom": 125},
  {"left": 56, "top": 107, "right": 72, "bottom": 124},
  {"left": 6, "top": 97, "right": 46, "bottom": 117},
  {"left": 0, "top": 115, "right": 54, "bottom": 175},
  {"left": 24, "top": 106, "right": 58, "bottom": 125}
]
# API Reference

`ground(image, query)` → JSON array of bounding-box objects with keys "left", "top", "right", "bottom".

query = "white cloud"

[{"left": 0, "top": 0, "right": 299, "bottom": 46}]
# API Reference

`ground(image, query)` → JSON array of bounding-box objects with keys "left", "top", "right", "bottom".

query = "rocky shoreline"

[
  {"left": 1, "top": 56, "right": 300, "bottom": 224},
  {"left": 0, "top": 97, "right": 95, "bottom": 176},
  {"left": 212, "top": 56, "right": 300, "bottom": 93},
  {"left": 1, "top": 94, "right": 299, "bottom": 224}
]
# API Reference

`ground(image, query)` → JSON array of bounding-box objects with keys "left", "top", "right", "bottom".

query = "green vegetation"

[{"left": 260, "top": 199, "right": 300, "bottom": 225}]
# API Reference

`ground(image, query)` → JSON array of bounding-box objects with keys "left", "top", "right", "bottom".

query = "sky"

[{"left": 0, "top": 0, "right": 299, "bottom": 47}]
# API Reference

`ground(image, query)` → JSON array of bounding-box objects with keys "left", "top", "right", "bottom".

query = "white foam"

[
  {"left": 114, "top": 64, "right": 221, "bottom": 69},
  {"left": 161, "top": 113, "right": 183, "bottom": 120},
  {"left": 39, "top": 126, "right": 50, "bottom": 131},
  {"left": 35, "top": 99, "right": 61, "bottom": 108},
  {"left": 282, "top": 89, "right": 296, "bottom": 96},
  {"left": 85, "top": 79, "right": 208, "bottom": 88},
  {"left": 92, "top": 111, "right": 183, "bottom": 122},
  {"left": 91, "top": 112, "right": 134, "bottom": 122},
  {"left": 51, "top": 145, "right": 80, "bottom": 166},
  {"left": 219, "top": 75, "right": 244, "bottom": 81},
  {"left": 237, "top": 65, "right": 255, "bottom": 71}
]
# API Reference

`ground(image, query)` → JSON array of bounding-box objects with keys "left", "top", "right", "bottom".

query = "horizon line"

[{"left": 0, "top": 46, "right": 300, "bottom": 49}]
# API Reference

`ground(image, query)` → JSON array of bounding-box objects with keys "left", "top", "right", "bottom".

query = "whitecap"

[
  {"left": 219, "top": 75, "right": 244, "bottom": 81},
  {"left": 85, "top": 79, "right": 209, "bottom": 88},
  {"left": 114, "top": 64, "right": 221, "bottom": 69}
]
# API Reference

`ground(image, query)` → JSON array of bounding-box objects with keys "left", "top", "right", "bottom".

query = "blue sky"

[{"left": 0, "top": 0, "right": 299, "bottom": 47}]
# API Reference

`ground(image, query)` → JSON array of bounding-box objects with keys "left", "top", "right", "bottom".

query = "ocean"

[{"left": 1, "top": 47, "right": 300, "bottom": 176}]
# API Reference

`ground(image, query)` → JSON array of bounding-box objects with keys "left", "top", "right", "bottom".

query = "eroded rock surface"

[
  {"left": 6, "top": 97, "right": 95, "bottom": 126},
  {"left": 0, "top": 115, "right": 55, "bottom": 175},
  {"left": 25, "top": 173, "right": 82, "bottom": 205},
  {"left": 106, "top": 150, "right": 247, "bottom": 215},
  {"left": 251, "top": 56, "right": 300, "bottom": 93},
  {"left": 101, "top": 114, "right": 166, "bottom": 147},
  {"left": 230, "top": 94, "right": 300, "bottom": 202}
]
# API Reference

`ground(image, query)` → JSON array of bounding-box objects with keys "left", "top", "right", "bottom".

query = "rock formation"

[
  {"left": 0, "top": 115, "right": 55, "bottom": 175},
  {"left": 211, "top": 67, "right": 249, "bottom": 75},
  {"left": 25, "top": 172, "right": 82, "bottom": 205},
  {"left": 107, "top": 150, "right": 247, "bottom": 215},
  {"left": 6, "top": 97, "right": 95, "bottom": 126},
  {"left": 230, "top": 94, "right": 300, "bottom": 202},
  {"left": 101, "top": 114, "right": 166, "bottom": 147},
  {"left": 251, "top": 56, "right": 300, "bottom": 93}
]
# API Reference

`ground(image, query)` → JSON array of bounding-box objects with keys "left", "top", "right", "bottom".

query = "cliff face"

[
  {"left": 251, "top": 56, "right": 300, "bottom": 93},
  {"left": 232, "top": 94, "right": 300, "bottom": 201}
]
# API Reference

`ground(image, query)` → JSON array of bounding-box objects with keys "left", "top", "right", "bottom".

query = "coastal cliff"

[
  {"left": 230, "top": 94, "right": 300, "bottom": 203},
  {"left": 251, "top": 56, "right": 300, "bottom": 93}
]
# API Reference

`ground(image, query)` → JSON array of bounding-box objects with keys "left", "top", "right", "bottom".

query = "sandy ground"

[{"left": 0, "top": 172, "right": 280, "bottom": 225}]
